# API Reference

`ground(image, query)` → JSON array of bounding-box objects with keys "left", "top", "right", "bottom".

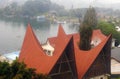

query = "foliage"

[
  {"left": 79, "top": 7, "right": 97, "bottom": 50},
  {"left": 117, "top": 77, "right": 120, "bottom": 79},
  {"left": 0, "top": 61, "right": 11, "bottom": 79},
  {"left": 2, "top": 2, "right": 21, "bottom": 17},
  {"left": 21, "top": 0, "right": 50, "bottom": 17},
  {"left": 0, "top": 59, "right": 51, "bottom": 79},
  {"left": 83, "top": 7, "right": 97, "bottom": 29},
  {"left": 97, "top": 21, "right": 120, "bottom": 44},
  {"left": 0, "top": 0, "right": 67, "bottom": 18},
  {"left": 69, "top": 8, "right": 82, "bottom": 18},
  {"left": 50, "top": 3, "right": 64, "bottom": 12},
  {"left": 57, "top": 9, "right": 69, "bottom": 17},
  {"left": 79, "top": 23, "right": 93, "bottom": 50}
]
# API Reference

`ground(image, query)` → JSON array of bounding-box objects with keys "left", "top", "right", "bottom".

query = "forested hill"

[{"left": 0, "top": 0, "right": 66, "bottom": 17}]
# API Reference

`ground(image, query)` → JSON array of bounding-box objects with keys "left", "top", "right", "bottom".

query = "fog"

[
  {"left": 51, "top": 0, "right": 120, "bottom": 9},
  {"left": 1, "top": 0, "right": 120, "bottom": 10}
]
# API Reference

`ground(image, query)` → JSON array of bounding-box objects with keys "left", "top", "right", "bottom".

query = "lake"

[{"left": 0, "top": 18, "right": 79, "bottom": 54}]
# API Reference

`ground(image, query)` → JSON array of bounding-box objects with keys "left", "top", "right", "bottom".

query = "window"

[{"left": 47, "top": 51, "right": 51, "bottom": 55}]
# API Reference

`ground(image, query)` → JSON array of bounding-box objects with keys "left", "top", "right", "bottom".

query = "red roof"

[
  {"left": 19, "top": 24, "right": 71, "bottom": 74},
  {"left": 19, "top": 24, "right": 111, "bottom": 79},
  {"left": 73, "top": 33, "right": 111, "bottom": 78},
  {"left": 92, "top": 29, "right": 106, "bottom": 41}
]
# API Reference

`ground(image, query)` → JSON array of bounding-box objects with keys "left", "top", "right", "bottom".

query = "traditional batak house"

[{"left": 19, "top": 24, "right": 112, "bottom": 79}]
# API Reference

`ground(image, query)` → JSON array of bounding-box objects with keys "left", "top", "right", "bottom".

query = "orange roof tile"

[
  {"left": 92, "top": 29, "right": 106, "bottom": 41},
  {"left": 48, "top": 28, "right": 111, "bottom": 79},
  {"left": 19, "top": 24, "right": 71, "bottom": 74},
  {"left": 19, "top": 24, "right": 111, "bottom": 79},
  {"left": 73, "top": 34, "right": 111, "bottom": 79}
]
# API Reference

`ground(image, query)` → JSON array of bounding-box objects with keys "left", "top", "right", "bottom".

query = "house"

[
  {"left": 111, "top": 48, "right": 120, "bottom": 78},
  {"left": 19, "top": 24, "right": 112, "bottom": 79},
  {"left": 115, "top": 26, "right": 120, "bottom": 32},
  {"left": 111, "top": 48, "right": 120, "bottom": 63},
  {"left": 111, "top": 57, "right": 120, "bottom": 79},
  {"left": 111, "top": 38, "right": 116, "bottom": 47}
]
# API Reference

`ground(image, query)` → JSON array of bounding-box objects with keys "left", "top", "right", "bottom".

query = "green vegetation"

[
  {"left": 97, "top": 21, "right": 120, "bottom": 45},
  {"left": 79, "top": 7, "right": 97, "bottom": 50},
  {"left": 0, "top": 59, "right": 51, "bottom": 79},
  {"left": 79, "top": 23, "right": 93, "bottom": 50},
  {"left": 83, "top": 7, "right": 97, "bottom": 28},
  {"left": 97, "top": 21, "right": 116, "bottom": 35},
  {"left": 0, "top": 0, "right": 66, "bottom": 18},
  {"left": 21, "top": 0, "right": 50, "bottom": 17},
  {"left": 117, "top": 77, "right": 120, "bottom": 79}
]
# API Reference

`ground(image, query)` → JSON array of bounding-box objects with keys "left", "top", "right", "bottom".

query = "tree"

[
  {"left": 79, "top": 7, "right": 97, "bottom": 50},
  {"left": 0, "top": 59, "right": 51, "bottom": 79},
  {"left": 79, "top": 23, "right": 92, "bottom": 50},
  {"left": 50, "top": 3, "right": 66, "bottom": 16},
  {"left": 2, "top": 2, "right": 21, "bottom": 17},
  {"left": 83, "top": 7, "right": 97, "bottom": 29},
  {"left": 21, "top": 0, "right": 51, "bottom": 17},
  {"left": 97, "top": 21, "right": 120, "bottom": 45},
  {"left": 0, "top": 61, "right": 11, "bottom": 79}
]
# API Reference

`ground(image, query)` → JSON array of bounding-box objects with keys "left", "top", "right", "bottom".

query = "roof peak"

[{"left": 57, "top": 24, "right": 66, "bottom": 37}]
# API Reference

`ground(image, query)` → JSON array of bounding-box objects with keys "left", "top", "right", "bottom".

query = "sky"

[
  {"left": 51, "top": 0, "right": 120, "bottom": 9},
  {"left": 51, "top": 0, "right": 120, "bottom": 4},
  {"left": 95, "top": 0, "right": 120, "bottom": 4},
  {"left": 1, "top": 0, "right": 120, "bottom": 9}
]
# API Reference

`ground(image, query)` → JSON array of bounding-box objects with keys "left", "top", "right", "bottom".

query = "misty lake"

[{"left": 0, "top": 18, "right": 79, "bottom": 54}]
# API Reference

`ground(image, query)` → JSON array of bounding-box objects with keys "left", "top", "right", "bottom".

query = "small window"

[
  {"left": 43, "top": 49, "right": 53, "bottom": 56},
  {"left": 47, "top": 51, "right": 51, "bottom": 55}
]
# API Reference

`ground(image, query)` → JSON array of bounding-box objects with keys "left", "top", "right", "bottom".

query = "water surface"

[{"left": 0, "top": 19, "right": 79, "bottom": 54}]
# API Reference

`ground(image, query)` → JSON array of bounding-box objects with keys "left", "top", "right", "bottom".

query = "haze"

[
  {"left": 51, "top": 0, "right": 120, "bottom": 9},
  {"left": 1, "top": 0, "right": 120, "bottom": 9}
]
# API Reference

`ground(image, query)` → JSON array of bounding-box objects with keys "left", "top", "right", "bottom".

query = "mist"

[{"left": 51, "top": 0, "right": 120, "bottom": 10}]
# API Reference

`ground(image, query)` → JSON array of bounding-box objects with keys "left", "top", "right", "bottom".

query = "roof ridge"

[
  {"left": 19, "top": 24, "right": 45, "bottom": 61},
  {"left": 57, "top": 24, "right": 66, "bottom": 37}
]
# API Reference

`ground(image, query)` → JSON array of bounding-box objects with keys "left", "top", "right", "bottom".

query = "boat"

[{"left": 36, "top": 15, "right": 46, "bottom": 22}]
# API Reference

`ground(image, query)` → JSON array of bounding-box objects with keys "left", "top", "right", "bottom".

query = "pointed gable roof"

[
  {"left": 48, "top": 24, "right": 71, "bottom": 47},
  {"left": 47, "top": 28, "right": 110, "bottom": 79},
  {"left": 19, "top": 23, "right": 44, "bottom": 57},
  {"left": 54, "top": 24, "right": 71, "bottom": 50},
  {"left": 57, "top": 24, "right": 66, "bottom": 37},
  {"left": 19, "top": 24, "right": 111, "bottom": 78},
  {"left": 49, "top": 37, "right": 78, "bottom": 78},
  {"left": 19, "top": 24, "right": 46, "bottom": 72},
  {"left": 73, "top": 34, "right": 111, "bottom": 79},
  {"left": 19, "top": 24, "right": 72, "bottom": 74}
]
